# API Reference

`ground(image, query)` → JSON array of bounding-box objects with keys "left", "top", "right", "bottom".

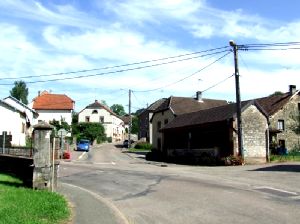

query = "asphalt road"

[{"left": 59, "top": 143, "right": 300, "bottom": 224}]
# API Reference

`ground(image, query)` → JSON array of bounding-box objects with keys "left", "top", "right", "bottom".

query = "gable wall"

[
  {"left": 78, "top": 108, "right": 125, "bottom": 142},
  {"left": 151, "top": 109, "right": 175, "bottom": 150},
  {"left": 242, "top": 105, "right": 268, "bottom": 163},
  {"left": 269, "top": 95, "right": 300, "bottom": 151}
]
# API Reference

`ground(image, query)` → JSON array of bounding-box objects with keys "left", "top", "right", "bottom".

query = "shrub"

[
  {"left": 134, "top": 142, "right": 152, "bottom": 150},
  {"left": 106, "top": 137, "right": 112, "bottom": 143}
]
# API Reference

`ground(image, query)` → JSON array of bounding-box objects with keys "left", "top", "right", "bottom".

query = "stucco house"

[
  {"left": 151, "top": 92, "right": 228, "bottom": 151},
  {"left": 3, "top": 96, "right": 39, "bottom": 133},
  {"left": 162, "top": 101, "right": 268, "bottom": 164},
  {"left": 0, "top": 99, "right": 31, "bottom": 146},
  {"left": 29, "top": 91, "right": 74, "bottom": 125},
  {"left": 78, "top": 100, "right": 125, "bottom": 142},
  {"left": 138, "top": 98, "right": 167, "bottom": 143}
]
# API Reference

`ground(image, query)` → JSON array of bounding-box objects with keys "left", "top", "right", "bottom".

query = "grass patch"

[
  {"left": 270, "top": 155, "right": 300, "bottom": 162},
  {"left": 0, "top": 173, "right": 70, "bottom": 224},
  {"left": 128, "top": 148, "right": 151, "bottom": 153}
]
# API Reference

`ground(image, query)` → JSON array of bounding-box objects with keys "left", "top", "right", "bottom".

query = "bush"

[
  {"left": 134, "top": 142, "right": 152, "bottom": 150},
  {"left": 106, "top": 137, "right": 112, "bottom": 143}
]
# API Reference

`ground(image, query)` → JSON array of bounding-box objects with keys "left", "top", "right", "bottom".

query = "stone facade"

[
  {"left": 242, "top": 105, "right": 268, "bottom": 163},
  {"left": 269, "top": 94, "right": 300, "bottom": 151}
]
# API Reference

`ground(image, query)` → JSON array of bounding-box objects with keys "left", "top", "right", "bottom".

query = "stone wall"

[
  {"left": 0, "top": 154, "right": 34, "bottom": 187},
  {"left": 242, "top": 105, "right": 268, "bottom": 163}
]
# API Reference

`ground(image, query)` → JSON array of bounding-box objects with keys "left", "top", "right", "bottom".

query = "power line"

[
  {"left": 133, "top": 51, "right": 231, "bottom": 93},
  {"left": 241, "top": 41, "right": 300, "bottom": 48},
  {"left": 0, "top": 46, "right": 229, "bottom": 81},
  {"left": 0, "top": 50, "right": 229, "bottom": 86},
  {"left": 202, "top": 74, "right": 234, "bottom": 93}
]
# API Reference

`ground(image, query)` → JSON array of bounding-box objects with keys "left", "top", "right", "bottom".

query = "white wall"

[
  {"left": 3, "top": 97, "right": 38, "bottom": 125},
  {"left": 0, "top": 104, "right": 26, "bottom": 146},
  {"left": 35, "top": 110, "right": 72, "bottom": 125}
]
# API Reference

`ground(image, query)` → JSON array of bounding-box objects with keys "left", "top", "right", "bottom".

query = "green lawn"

[{"left": 0, "top": 174, "right": 70, "bottom": 224}]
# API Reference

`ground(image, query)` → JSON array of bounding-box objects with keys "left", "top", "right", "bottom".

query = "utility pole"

[
  {"left": 128, "top": 89, "right": 132, "bottom": 148},
  {"left": 229, "top": 40, "right": 244, "bottom": 160}
]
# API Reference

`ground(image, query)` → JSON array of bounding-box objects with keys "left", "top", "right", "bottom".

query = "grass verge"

[
  {"left": 270, "top": 155, "right": 300, "bottom": 162},
  {"left": 128, "top": 148, "right": 151, "bottom": 153},
  {"left": 0, "top": 173, "right": 70, "bottom": 224}
]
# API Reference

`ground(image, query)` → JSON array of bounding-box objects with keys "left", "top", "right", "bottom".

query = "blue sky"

[{"left": 0, "top": 0, "right": 300, "bottom": 112}]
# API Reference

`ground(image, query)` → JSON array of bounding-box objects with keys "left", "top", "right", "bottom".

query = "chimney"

[
  {"left": 38, "top": 91, "right": 41, "bottom": 96},
  {"left": 289, "top": 85, "right": 296, "bottom": 95},
  {"left": 196, "top": 91, "right": 203, "bottom": 102}
]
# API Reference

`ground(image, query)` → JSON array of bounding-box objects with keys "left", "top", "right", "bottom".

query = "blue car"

[{"left": 76, "top": 139, "right": 90, "bottom": 152}]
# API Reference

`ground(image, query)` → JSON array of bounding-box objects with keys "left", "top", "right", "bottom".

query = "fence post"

[{"left": 32, "top": 121, "right": 56, "bottom": 190}]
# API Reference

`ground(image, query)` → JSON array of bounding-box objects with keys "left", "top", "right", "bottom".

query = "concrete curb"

[{"left": 59, "top": 182, "right": 129, "bottom": 224}]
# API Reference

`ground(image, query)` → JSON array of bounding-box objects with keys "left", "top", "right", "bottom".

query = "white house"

[
  {"left": 0, "top": 99, "right": 28, "bottom": 146},
  {"left": 3, "top": 96, "right": 39, "bottom": 131},
  {"left": 78, "top": 100, "right": 125, "bottom": 142},
  {"left": 29, "top": 91, "right": 74, "bottom": 125}
]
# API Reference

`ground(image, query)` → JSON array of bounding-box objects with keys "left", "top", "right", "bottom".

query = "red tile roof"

[{"left": 32, "top": 92, "right": 74, "bottom": 110}]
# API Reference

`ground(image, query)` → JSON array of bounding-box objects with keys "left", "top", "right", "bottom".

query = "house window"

[
  {"left": 99, "top": 116, "right": 104, "bottom": 123},
  {"left": 92, "top": 110, "right": 98, "bottom": 114},
  {"left": 157, "top": 121, "right": 161, "bottom": 131},
  {"left": 277, "top": 119, "right": 285, "bottom": 130},
  {"left": 85, "top": 116, "right": 90, "bottom": 122},
  {"left": 164, "top": 119, "right": 168, "bottom": 125}
]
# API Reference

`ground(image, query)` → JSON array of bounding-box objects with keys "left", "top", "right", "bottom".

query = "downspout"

[{"left": 266, "top": 118, "right": 270, "bottom": 163}]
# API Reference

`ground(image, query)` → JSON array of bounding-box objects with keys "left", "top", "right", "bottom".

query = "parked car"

[
  {"left": 76, "top": 139, "right": 90, "bottom": 152},
  {"left": 123, "top": 139, "right": 134, "bottom": 148}
]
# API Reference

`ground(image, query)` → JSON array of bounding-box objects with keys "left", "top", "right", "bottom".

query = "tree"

[
  {"left": 73, "top": 122, "right": 106, "bottom": 144},
  {"left": 101, "top": 100, "right": 109, "bottom": 107},
  {"left": 131, "top": 116, "right": 139, "bottom": 134},
  {"left": 111, "top": 104, "right": 126, "bottom": 116},
  {"left": 10, "top": 80, "right": 29, "bottom": 104},
  {"left": 269, "top": 91, "right": 284, "bottom": 97}
]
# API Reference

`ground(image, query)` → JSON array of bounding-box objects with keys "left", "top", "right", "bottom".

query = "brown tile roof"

[
  {"left": 255, "top": 92, "right": 294, "bottom": 116},
  {"left": 138, "top": 98, "right": 168, "bottom": 117},
  {"left": 162, "top": 101, "right": 265, "bottom": 131},
  {"left": 85, "top": 100, "right": 118, "bottom": 117},
  {"left": 32, "top": 93, "right": 74, "bottom": 110},
  {"left": 155, "top": 96, "right": 227, "bottom": 115}
]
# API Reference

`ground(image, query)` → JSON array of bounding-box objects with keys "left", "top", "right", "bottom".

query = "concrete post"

[{"left": 32, "top": 121, "right": 57, "bottom": 190}]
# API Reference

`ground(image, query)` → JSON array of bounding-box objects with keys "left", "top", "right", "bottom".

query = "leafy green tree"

[
  {"left": 10, "top": 80, "right": 29, "bottom": 104},
  {"left": 111, "top": 104, "right": 126, "bottom": 116},
  {"left": 131, "top": 116, "right": 139, "bottom": 134},
  {"left": 101, "top": 100, "right": 109, "bottom": 107},
  {"left": 269, "top": 91, "right": 284, "bottom": 97},
  {"left": 74, "top": 122, "right": 106, "bottom": 143}
]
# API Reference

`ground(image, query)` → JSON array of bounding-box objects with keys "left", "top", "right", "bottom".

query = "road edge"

[{"left": 61, "top": 182, "right": 129, "bottom": 224}]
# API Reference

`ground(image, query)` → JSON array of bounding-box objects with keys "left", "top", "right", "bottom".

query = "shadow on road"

[{"left": 249, "top": 164, "right": 300, "bottom": 172}]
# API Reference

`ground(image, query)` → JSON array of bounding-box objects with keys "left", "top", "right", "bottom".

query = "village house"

[
  {"left": 29, "top": 91, "right": 74, "bottom": 125},
  {"left": 162, "top": 101, "right": 268, "bottom": 164},
  {"left": 151, "top": 92, "right": 228, "bottom": 151},
  {"left": 138, "top": 98, "right": 167, "bottom": 143},
  {"left": 256, "top": 85, "right": 300, "bottom": 152},
  {"left": 78, "top": 100, "right": 125, "bottom": 142},
  {"left": 159, "top": 85, "right": 300, "bottom": 164},
  {"left": 0, "top": 99, "right": 34, "bottom": 146},
  {"left": 3, "top": 96, "right": 39, "bottom": 132}
]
